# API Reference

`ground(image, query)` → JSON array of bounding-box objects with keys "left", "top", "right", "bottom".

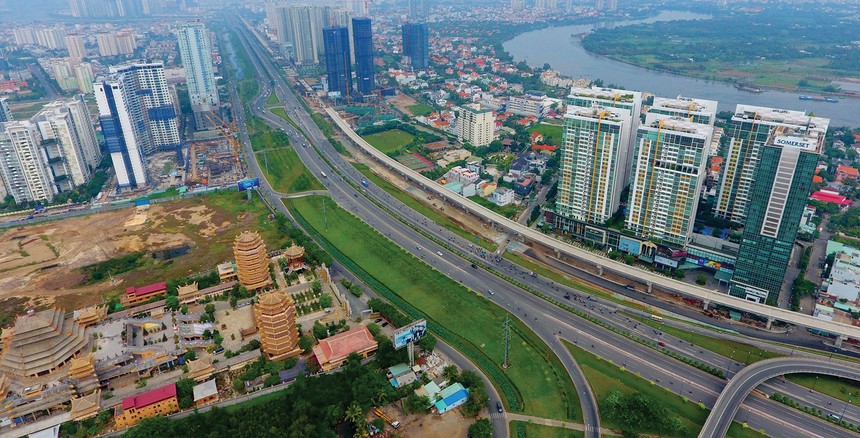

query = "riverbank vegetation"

[{"left": 581, "top": 6, "right": 860, "bottom": 94}]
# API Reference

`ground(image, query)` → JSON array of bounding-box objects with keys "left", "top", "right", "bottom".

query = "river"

[{"left": 503, "top": 11, "right": 859, "bottom": 126}]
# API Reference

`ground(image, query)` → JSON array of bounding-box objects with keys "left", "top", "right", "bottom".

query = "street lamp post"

[{"left": 839, "top": 394, "right": 852, "bottom": 425}]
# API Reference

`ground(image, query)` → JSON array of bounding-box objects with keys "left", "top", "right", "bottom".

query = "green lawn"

[
  {"left": 352, "top": 163, "right": 496, "bottom": 251},
  {"left": 289, "top": 196, "right": 580, "bottom": 421},
  {"left": 468, "top": 195, "right": 522, "bottom": 220},
  {"left": 528, "top": 123, "right": 564, "bottom": 146},
  {"left": 256, "top": 148, "right": 324, "bottom": 193},
  {"left": 266, "top": 92, "right": 279, "bottom": 105},
  {"left": 270, "top": 107, "right": 302, "bottom": 131},
  {"left": 362, "top": 129, "right": 414, "bottom": 154},
  {"left": 407, "top": 103, "right": 434, "bottom": 117},
  {"left": 563, "top": 340, "right": 765, "bottom": 438},
  {"left": 510, "top": 421, "right": 584, "bottom": 438}
]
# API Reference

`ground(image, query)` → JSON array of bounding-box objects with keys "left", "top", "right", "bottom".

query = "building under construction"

[{"left": 184, "top": 138, "right": 240, "bottom": 187}]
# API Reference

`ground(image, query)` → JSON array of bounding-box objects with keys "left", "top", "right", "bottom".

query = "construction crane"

[
  {"left": 206, "top": 113, "right": 242, "bottom": 178},
  {"left": 363, "top": 0, "right": 373, "bottom": 17}
]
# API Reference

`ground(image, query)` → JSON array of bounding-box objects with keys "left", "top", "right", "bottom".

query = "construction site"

[{"left": 183, "top": 113, "right": 244, "bottom": 187}]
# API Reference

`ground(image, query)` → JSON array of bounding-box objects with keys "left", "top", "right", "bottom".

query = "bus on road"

[{"left": 650, "top": 315, "right": 664, "bottom": 322}]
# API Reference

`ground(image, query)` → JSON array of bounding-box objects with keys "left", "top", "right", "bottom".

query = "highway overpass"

[
  {"left": 699, "top": 357, "right": 860, "bottom": 438},
  {"left": 326, "top": 107, "right": 860, "bottom": 341}
]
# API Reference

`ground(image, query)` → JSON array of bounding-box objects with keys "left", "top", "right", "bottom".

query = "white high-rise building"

[
  {"left": 94, "top": 77, "right": 148, "bottom": 189},
  {"left": 626, "top": 114, "right": 714, "bottom": 245},
  {"left": 66, "top": 34, "right": 87, "bottom": 59},
  {"left": 556, "top": 106, "right": 633, "bottom": 226},
  {"left": 271, "top": 5, "right": 352, "bottom": 66},
  {"left": 94, "top": 62, "right": 180, "bottom": 189},
  {"left": 111, "top": 62, "right": 180, "bottom": 154},
  {"left": 32, "top": 96, "right": 101, "bottom": 191},
  {"left": 13, "top": 27, "right": 38, "bottom": 46},
  {"left": 177, "top": 23, "right": 220, "bottom": 129},
  {"left": 97, "top": 31, "right": 136, "bottom": 57},
  {"left": 0, "top": 121, "right": 54, "bottom": 203},
  {"left": 0, "top": 98, "right": 12, "bottom": 123},
  {"left": 37, "top": 28, "right": 68, "bottom": 50},
  {"left": 74, "top": 62, "right": 95, "bottom": 94},
  {"left": 456, "top": 103, "right": 494, "bottom": 147}
]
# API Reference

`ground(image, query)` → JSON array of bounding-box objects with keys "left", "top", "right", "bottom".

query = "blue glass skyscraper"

[
  {"left": 352, "top": 17, "right": 375, "bottom": 95},
  {"left": 401, "top": 22, "right": 429, "bottom": 69},
  {"left": 323, "top": 27, "right": 353, "bottom": 97}
]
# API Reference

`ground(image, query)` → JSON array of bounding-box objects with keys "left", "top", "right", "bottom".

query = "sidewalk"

[{"left": 505, "top": 413, "right": 616, "bottom": 435}]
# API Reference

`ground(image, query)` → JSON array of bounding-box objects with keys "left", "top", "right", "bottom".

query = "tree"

[
  {"left": 468, "top": 418, "right": 494, "bottom": 438},
  {"left": 312, "top": 321, "right": 329, "bottom": 340},
  {"left": 311, "top": 279, "right": 322, "bottom": 294},
  {"left": 318, "top": 294, "right": 333, "bottom": 308},
  {"left": 165, "top": 295, "right": 180, "bottom": 311},
  {"left": 345, "top": 401, "right": 367, "bottom": 437},
  {"left": 205, "top": 303, "right": 216, "bottom": 315},
  {"left": 366, "top": 323, "right": 382, "bottom": 337},
  {"left": 299, "top": 335, "right": 314, "bottom": 352},
  {"left": 176, "top": 378, "right": 195, "bottom": 409},
  {"left": 458, "top": 370, "right": 483, "bottom": 389},
  {"left": 695, "top": 274, "right": 708, "bottom": 285},
  {"left": 403, "top": 393, "right": 430, "bottom": 414},
  {"left": 418, "top": 334, "right": 437, "bottom": 352},
  {"left": 180, "top": 304, "right": 189, "bottom": 315},
  {"left": 442, "top": 365, "right": 460, "bottom": 382},
  {"left": 461, "top": 384, "right": 489, "bottom": 417},
  {"left": 184, "top": 349, "right": 197, "bottom": 362}
]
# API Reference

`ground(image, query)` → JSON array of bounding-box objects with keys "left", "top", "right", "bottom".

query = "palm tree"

[{"left": 345, "top": 401, "right": 368, "bottom": 437}]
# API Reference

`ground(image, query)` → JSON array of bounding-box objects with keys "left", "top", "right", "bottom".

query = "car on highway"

[
  {"left": 437, "top": 251, "right": 443, "bottom": 256},
  {"left": 496, "top": 401, "right": 503, "bottom": 413},
  {"left": 625, "top": 284, "right": 636, "bottom": 291},
  {"left": 470, "top": 263, "right": 478, "bottom": 269},
  {"left": 658, "top": 341, "right": 666, "bottom": 347},
  {"left": 488, "top": 290, "right": 494, "bottom": 295}
]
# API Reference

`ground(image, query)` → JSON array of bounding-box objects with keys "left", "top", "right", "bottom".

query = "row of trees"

[{"left": 124, "top": 355, "right": 397, "bottom": 438}]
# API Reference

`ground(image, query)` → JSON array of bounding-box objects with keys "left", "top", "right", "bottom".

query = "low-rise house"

[
  {"left": 490, "top": 188, "right": 515, "bottom": 206},
  {"left": 192, "top": 379, "right": 218, "bottom": 407}
]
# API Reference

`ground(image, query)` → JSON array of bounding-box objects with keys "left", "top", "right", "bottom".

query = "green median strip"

[
  {"left": 270, "top": 107, "right": 302, "bottom": 132},
  {"left": 562, "top": 340, "right": 766, "bottom": 438},
  {"left": 287, "top": 195, "right": 580, "bottom": 421},
  {"left": 266, "top": 92, "right": 279, "bottom": 105},
  {"left": 502, "top": 252, "right": 649, "bottom": 312},
  {"left": 352, "top": 163, "right": 496, "bottom": 251}
]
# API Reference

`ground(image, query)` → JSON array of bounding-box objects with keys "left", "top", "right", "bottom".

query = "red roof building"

[
  {"left": 115, "top": 383, "right": 178, "bottom": 429},
  {"left": 124, "top": 282, "right": 167, "bottom": 306},
  {"left": 532, "top": 144, "right": 558, "bottom": 154},
  {"left": 836, "top": 165, "right": 859, "bottom": 182},
  {"left": 313, "top": 326, "right": 378, "bottom": 372},
  {"left": 810, "top": 190, "right": 852, "bottom": 206}
]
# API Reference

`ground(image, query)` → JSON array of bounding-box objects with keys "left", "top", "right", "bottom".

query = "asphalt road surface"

[{"left": 227, "top": 15, "right": 856, "bottom": 438}]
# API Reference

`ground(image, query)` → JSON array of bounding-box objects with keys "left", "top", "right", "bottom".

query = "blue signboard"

[
  {"left": 393, "top": 319, "right": 427, "bottom": 350},
  {"left": 237, "top": 178, "right": 260, "bottom": 192}
]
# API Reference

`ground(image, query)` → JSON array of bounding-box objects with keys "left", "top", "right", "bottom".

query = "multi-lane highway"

[
  {"left": 227, "top": 15, "right": 858, "bottom": 438},
  {"left": 701, "top": 357, "right": 860, "bottom": 438}
]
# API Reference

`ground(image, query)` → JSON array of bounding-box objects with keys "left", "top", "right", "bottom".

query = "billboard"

[
  {"left": 393, "top": 319, "right": 427, "bottom": 350},
  {"left": 237, "top": 178, "right": 260, "bottom": 192}
]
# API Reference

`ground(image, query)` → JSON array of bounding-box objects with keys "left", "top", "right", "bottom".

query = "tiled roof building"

[
  {"left": 233, "top": 231, "right": 272, "bottom": 290},
  {"left": 0, "top": 308, "right": 88, "bottom": 378}
]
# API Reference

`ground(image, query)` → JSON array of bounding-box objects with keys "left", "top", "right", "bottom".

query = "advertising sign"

[
  {"left": 654, "top": 255, "right": 679, "bottom": 268},
  {"left": 237, "top": 178, "right": 260, "bottom": 192},
  {"left": 393, "top": 319, "right": 427, "bottom": 350},
  {"left": 774, "top": 136, "right": 816, "bottom": 151}
]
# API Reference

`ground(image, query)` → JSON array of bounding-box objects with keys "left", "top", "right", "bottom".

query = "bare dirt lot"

[
  {"left": 0, "top": 191, "right": 287, "bottom": 326},
  {"left": 381, "top": 406, "right": 472, "bottom": 438}
]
